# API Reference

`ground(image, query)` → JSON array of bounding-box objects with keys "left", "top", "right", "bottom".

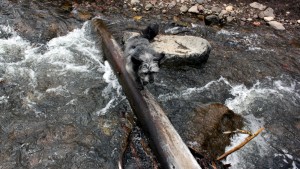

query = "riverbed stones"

[
  {"left": 249, "top": 2, "right": 267, "bottom": 10},
  {"left": 268, "top": 21, "right": 285, "bottom": 30}
]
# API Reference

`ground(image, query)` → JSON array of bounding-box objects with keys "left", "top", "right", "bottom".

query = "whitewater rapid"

[
  {"left": 1, "top": 22, "right": 299, "bottom": 169},
  {"left": 0, "top": 22, "right": 123, "bottom": 118}
]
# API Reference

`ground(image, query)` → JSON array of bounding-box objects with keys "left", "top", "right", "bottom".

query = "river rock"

[
  {"left": 268, "top": 21, "right": 285, "bottom": 30},
  {"left": 249, "top": 2, "right": 267, "bottom": 10},
  {"left": 197, "top": 5, "right": 205, "bottom": 13},
  {"left": 226, "top": 16, "right": 234, "bottom": 23},
  {"left": 211, "top": 6, "right": 222, "bottom": 14},
  {"left": 297, "top": 20, "right": 300, "bottom": 24},
  {"left": 180, "top": 5, "right": 188, "bottom": 13},
  {"left": 205, "top": 14, "right": 219, "bottom": 25},
  {"left": 176, "top": 102, "right": 243, "bottom": 158},
  {"left": 145, "top": 3, "right": 153, "bottom": 10},
  {"left": 264, "top": 16, "right": 274, "bottom": 22},
  {"left": 168, "top": 1, "right": 177, "bottom": 9},
  {"left": 130, "top": 0, "right": 140, "bottom": 5},
  {"left": 218, "top": 9, "right": 228, "bottom": 18},
  {"left": 196, "top": 0, "right": 205, "bottom": 4},
  {"left": 263, "top": 7, "right": 275, "bottom": 17},
  {"left": 152, "top": 35, "right": 211, "bottom": 67},
  {"left": 188, "top": 5, "right": 199, "bottom": 13},
  {"left": 225, "top": 5, "right": 233, "bottom": 12}
]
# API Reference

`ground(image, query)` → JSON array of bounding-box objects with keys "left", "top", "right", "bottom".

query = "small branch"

[
  {"left": 217, "top": 127, "right": 265, "bottom": 161},
  {"left": 223, "top": 129, "right": 252, "bottom": 135}
]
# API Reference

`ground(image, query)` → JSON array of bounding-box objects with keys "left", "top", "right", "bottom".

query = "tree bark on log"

[{"left": 92, "top": 18, "right": 202, "bottom": 169}]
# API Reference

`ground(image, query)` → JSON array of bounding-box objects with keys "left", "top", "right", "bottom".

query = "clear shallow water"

[{"left": 0, "top": 21, "right": 299, "bottom": 169}]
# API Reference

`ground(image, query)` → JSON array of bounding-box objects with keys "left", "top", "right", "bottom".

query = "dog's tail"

[{"left": 141, "top": 23, "right": 159, "bottom": 41}]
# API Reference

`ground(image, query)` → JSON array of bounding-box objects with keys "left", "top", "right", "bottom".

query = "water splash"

[
  {"left": 0, "top": 22, "right": 122, "bottom": 117},
  {"left": 158, "top": 76, "right": 231, "bottom": 101},
  {"left": 224, "top": 76, "right": 300, "bottom": 169}
]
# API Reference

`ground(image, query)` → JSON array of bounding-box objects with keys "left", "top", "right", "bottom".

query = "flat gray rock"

[
  {"left": 122, "top": 32, "right": 212, "bottom": 67},
  {"left": 151, "top": 35, "right": 211, "bottom": 67}
]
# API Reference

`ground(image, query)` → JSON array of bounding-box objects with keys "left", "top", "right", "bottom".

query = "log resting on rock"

[{"left": 92, "top": 18, "right": 201, "bottom": 169}]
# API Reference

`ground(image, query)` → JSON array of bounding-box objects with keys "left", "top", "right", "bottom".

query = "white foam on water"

[
  {"left": 96, "top": 98, "right": 116, "bottom": 116},
  {"left": 94, "top": 61, "right": 124, "bottom": 115},
  {"left": 46, "top": 85, "right": 71, "bottom": 97},
  {"left": 0, "top": 22, "right": 122, "bottom": 117},
  {"left": 216, "top": 29, "right": 275, "bottom": 52},
  {"left": 224, "top": 77, "right": 300, "bottom": 169},
  {"left": 158, "top": 76, "right": 230, "bottom": 101},
  {"left": 0, "top": 95, "right": 9, "bottom": 104},
  {"left": 217, "top": 29, "right": 240, "bottom": 36}
]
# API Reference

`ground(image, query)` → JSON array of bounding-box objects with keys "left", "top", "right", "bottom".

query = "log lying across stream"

[{"left": 92, "top": 18, "right": 202, "bottom": 169}]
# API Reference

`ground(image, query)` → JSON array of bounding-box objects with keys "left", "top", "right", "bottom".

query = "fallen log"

[{"left": 92, "top": 18, "right": 201, "bottom": 169}]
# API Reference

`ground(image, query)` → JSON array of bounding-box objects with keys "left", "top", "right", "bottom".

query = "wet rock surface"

[{"left": 165, "top": 102, "right": 243, "bottom": 159}]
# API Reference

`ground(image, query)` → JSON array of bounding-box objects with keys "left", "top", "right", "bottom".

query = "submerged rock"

[
  {"left": 187, "top": 103, "right": 243, "bottom": 158},
  {"left": 163, "top": 101, "right": 244, "bottom": 159}
]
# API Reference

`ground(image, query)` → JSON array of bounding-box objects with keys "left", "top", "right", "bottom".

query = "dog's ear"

[
  {"left": 131, "top": 56, "right": 142, "bottom": 65},
  {"left": 154, "top": 52, "right": 165, "bottom": 63}
]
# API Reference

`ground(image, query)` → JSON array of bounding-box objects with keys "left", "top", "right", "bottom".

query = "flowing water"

[{"left": 0, "top": 19, "right": 300, "bottom": 169}]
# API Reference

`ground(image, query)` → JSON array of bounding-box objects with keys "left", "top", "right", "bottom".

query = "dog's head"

[{"left": 132, "top": 52, "right": 165, "bottom": 85}]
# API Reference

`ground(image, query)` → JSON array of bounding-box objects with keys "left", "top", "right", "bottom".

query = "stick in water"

[{"left": 217, "top": 127, "right": 265, "bottom": 161}]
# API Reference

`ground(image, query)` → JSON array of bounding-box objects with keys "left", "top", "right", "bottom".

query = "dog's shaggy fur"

[{"left": 124, "top": 24, "right": 164, "bottom": 89}]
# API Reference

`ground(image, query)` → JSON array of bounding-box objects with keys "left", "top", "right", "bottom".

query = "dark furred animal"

[{"left": 124, "top": 24, "right": 165, "bottom": 89}]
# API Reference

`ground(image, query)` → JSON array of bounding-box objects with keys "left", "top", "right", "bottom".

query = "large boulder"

[
  {"left": 122, "top": 32, "right": 212, "bottom": 68},
  {"left": 152, "top": 35, "right": 212, "bottom": 67}
]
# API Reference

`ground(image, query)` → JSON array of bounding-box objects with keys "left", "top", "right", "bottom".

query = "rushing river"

[{"left": 0, "top": 20, "right": 299, "bottom": 169}]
